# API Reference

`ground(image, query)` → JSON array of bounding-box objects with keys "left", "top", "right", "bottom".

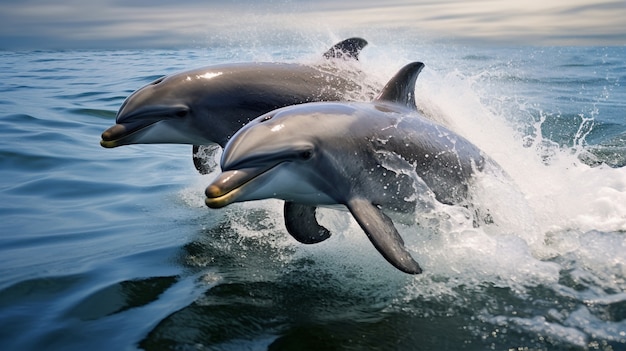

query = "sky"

[{"left": 0, "top": 0, "right": 625, "bottom": 49}]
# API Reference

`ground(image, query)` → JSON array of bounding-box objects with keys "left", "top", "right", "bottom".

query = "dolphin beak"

[
  {"left": 205, "top": 166, "right": 274, "bottom": 208},
  {"left": 100, "top": 124, "right": 129, "bottom": 148},
  {"left": 99, "top": 119, "right": 161, "bottom": 148}
]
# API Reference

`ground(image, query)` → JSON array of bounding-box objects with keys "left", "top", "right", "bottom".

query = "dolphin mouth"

[
  {"left": 100, "top": 121, "right": 157, "bottom": 148},
  {"left": 204, "top": 165, "right": 278, "bottom": 208},
  {"left": 100, "top": 104, "right": 189, "bottom": 148}
]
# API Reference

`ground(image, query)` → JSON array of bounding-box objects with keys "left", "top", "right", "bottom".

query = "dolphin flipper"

[
  {"left": 346, "top": 198, "right": 422, "bottom": 274},
  {"left": 284, "top": 202, "right": 331, "bottom": 244},
  {"left": 192, "top": 144, "right": 220, "bottom": 175},
  {"left": 323, "top": 37, "right": 368, "bottom": 61}
]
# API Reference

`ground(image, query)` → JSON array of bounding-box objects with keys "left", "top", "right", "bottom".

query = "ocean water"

[{"left": 0, "top": 36, "right": 625, "bottom": 351}]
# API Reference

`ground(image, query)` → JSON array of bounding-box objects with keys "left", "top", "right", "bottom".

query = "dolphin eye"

[
  {"left": 260, "top": 114, "right": 273, "bottom": 122},
  {"left": 151, "top": 77, "right": 165, "bottom": 85},
  {"left": 299, "top": 150, "right": 312, "bottom": 160},
  {"left": 175, "top": 110, "right": 188, "bottom": 118}
]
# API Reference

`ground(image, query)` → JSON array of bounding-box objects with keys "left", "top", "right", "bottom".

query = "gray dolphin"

[
  {"left": 100, "top": 37, "right": 373, "bottom": 173},
  {"left": 204, "top": 62, "right": 488, "bottom": 274}
]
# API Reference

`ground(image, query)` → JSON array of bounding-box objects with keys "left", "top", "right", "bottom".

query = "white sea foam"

[
  {"left": 177, "top": 40, "right": 626, "bottom": 347},
  {"left": 182, "top": 41, "right": 625, "bottom": 281}
]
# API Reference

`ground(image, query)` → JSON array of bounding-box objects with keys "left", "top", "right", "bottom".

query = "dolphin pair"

[
  {"left": 204, "top": 62, "right": 489, "bottom": 274},
  {"left": 100, "top": 38, "right": 383, "bottom": 260},
  {"left": 100, "top": 37, "right": 374, "bottom": 173}
]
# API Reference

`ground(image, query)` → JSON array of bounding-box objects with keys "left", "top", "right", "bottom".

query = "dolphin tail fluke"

[
  {"left": 284, "top": 202, "right": 332, "bottom": 244},
  {"left": 346, "top": 198, "right": 422, "bottom": 274},
  {"left": 375, "top": 62, "right": 425, "bottom": 110},
  {"left": 323, "top": 37, "right": 368, "bottom": 61}
]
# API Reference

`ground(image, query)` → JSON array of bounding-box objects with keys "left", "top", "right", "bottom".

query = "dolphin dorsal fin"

[
  {"left": 375, "top": 62, "right": 425, "bottom": 110},
  {"left": 323, "top": 37, "right": 368, "bottom": 61}
]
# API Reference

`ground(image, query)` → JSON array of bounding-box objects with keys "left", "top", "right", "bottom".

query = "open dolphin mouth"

[
  {"left": 204, "top": 165, "right": 279, "bottom": 208},
  {"left": 100, "top": 121, "right": 158, "bottom": 148}
]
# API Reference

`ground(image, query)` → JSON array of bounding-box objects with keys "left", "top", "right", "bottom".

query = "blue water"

[{"left": 0, "top": 38, "right": 625, "bottom": 351}]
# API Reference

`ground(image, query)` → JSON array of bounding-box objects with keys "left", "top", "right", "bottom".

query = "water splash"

[{"left": 175, "top": 39, "right": 626, "bottom": 349}]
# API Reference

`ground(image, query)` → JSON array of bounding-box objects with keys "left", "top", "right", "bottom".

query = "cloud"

[
  {"left": 0, "top": 0, "right": 247, "bottom": 49},
  {"left": 307, "top": 0, "right": 626, "bottom": 45},
  {"left": 0, "top": 0, "right": 624, "bottom": 49}
]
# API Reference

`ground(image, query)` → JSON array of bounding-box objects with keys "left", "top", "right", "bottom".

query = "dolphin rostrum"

[{"left": 204, "top": 62, "right": 489, "bottom": 274}]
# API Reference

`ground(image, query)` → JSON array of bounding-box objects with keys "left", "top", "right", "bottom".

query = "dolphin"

[
  {"left": 99, "top": 37, "right": 373, "bottom": 173},
  {"left": 203, "top": 62, "right": 489, "bottom": 274}
]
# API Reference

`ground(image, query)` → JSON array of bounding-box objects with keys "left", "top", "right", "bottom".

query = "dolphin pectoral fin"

[
  {"left": 323, "top": 37, "right": 368, "bottom": 61},
  {"left": 346, "top": 198, "right": 422, "bottom": 274},
  {"left": 283, "top": 202, "right": 332, "bottom": 244},
  {"left": 192, "top": 144, "right": 221, "bottom": 175}
]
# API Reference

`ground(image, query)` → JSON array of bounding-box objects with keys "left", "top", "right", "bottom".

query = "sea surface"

[{"left": 0, "top": 36, "right": 625, "bottom": 350}]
